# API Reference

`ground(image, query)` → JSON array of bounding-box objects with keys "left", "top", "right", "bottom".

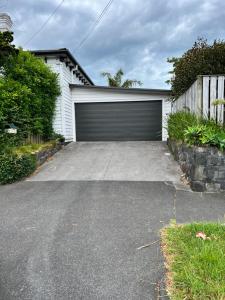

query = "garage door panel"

[
  {"left": 77, "top": 119, "right": 161, "bottom": 125},
  {"left": 75, "top": 101, "right": 162, "bottom": 141}
]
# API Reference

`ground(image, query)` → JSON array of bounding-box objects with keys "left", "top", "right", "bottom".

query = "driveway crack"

[{"left": 102, "top": 151, "right": 114, "bottom": 180}]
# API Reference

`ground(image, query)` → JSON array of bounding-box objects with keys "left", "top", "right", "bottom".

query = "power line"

[
  {"left": 24, "top": 0, "right": 65, "bottom": 47},
  {"left": 76, "top": 0, "right": 114, "bottom": 50}
]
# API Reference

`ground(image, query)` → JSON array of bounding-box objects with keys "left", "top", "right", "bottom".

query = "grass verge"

[{"left": 161, "top": 222, "right": 225, "bottom": 300}]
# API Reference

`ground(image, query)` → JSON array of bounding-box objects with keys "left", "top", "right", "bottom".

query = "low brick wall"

[
  {"left": 35, "top": 143, "right": 63, "bottom": 167},
  {"left": 168, "top": 139, "right": 225, "bottom": 192}
]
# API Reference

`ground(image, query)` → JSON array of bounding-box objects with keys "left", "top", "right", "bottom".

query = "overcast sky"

[{"left": 3, "top": 0, "right": 225, "bottom": 88}]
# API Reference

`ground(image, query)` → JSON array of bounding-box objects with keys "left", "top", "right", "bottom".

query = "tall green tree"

[
  {"left": 0, "top": 31, "right": 18, "bottom": 68},
  {"left": 101, "top": 68, "right": 142, "bottom": 88},
  {"left": 0, "top": 32, "right": 60, "bottom": 140},
  {"left": 167, "top": 38, "right": 225, "bottom": 100}
]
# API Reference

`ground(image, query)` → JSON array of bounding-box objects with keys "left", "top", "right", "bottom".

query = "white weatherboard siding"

[
  {"left": 71, "top": 87, "right": 171, "bottom": 141},
  {"left": 45, "top": 58, "right": 63, "bottom": 135},
  {"left": 45, "top": 58, "right": 84, "bottom": 141}
]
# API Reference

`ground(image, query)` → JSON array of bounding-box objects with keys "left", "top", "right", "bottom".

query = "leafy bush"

[
  {"left": 50, "top": 133, "right": 65, "bottom": 143},
  {"left": 0, "top": 152, "right": 36, "bottom": 184},
  {"left": 167, "top": 38, "right": 225, "bottom": 99},
  {"left": 0, "top": 132, "right": 25, "bottom": 153},
  {"left": 0, "top": 31, "right": 18, "bottom": 67},
  {"left": 0, "top": 78, "right": 33, "bottom": 134},
  {"left": 1, "top": 50, "right": 61, "bottom": 139},
  {"left": 167, "top": 111, "right": 199, "bottom": 141},
  {"left": 168, "top": 111, "right": 225, "bottom": 151},
  {"left": 184, "top": 125, "right": 225, "bottom": 150},
  {"left": 0, "top": 32, "right": 60, "bottom": 142}
]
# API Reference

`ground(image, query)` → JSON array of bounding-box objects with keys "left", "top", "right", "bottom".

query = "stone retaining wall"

[
  {"left": 168, "top": 139, "right": 225, "bottom": 192},
  {"left": 36, "top": 143, "right": 63, "bottom": 167}
]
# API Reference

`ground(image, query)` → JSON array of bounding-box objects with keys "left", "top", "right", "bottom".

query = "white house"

[
  {"left": 0, "top": 13, "right": 171, "bottom": 142},
  {"left": 33, "top": 49, "right": 171, "bottom": 142}
]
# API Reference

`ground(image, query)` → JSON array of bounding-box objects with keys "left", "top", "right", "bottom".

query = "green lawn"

[{"left": 161, "top": 223, "right": 225, "bottom": 300}]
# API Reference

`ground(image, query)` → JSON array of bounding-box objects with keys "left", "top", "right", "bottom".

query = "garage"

[
  {"left": 71, "top": 84, "right": 171, "bottom": 142},
  {"left": 31, "top": 49, "right": 171, "bottom": 142},
  {"left": 75, "top": 101, "right": 162, "bottom": 141}
]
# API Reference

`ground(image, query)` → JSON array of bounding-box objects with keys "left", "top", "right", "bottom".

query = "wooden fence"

[
  {"left": 23, "top": 134, "right": 43, "bottom": 144},
  {"left": 172, "top": 75, "right": 225, "bottom": 123}
]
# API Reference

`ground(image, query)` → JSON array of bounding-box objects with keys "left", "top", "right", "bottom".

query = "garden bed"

[
  {"left": 168, "top": 139, "right": 225, "bottom": 192},
  {"left": 13, "top": 142, "right": 63, "bottom": 166},
  {"left": 0, "top": 141, "right": 63, "bottom": 184},
  {"left": 161, "top": 223, "right": 225, "bottom": 300}
]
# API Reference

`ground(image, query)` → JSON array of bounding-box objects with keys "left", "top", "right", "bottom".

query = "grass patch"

[
  {"left": 161, "top": 223, "right": 225, "bottom": 300},
  {"left": 11, "top": 141, "right": 56, "bottom": 156}
]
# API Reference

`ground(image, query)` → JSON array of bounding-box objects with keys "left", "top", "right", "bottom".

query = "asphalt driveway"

[
  {"left": 28, "top": 142, "right": 181, "bottom": 182},
  {"left": 0, "top": 142, "right": 224, "bottom": 299},
  {"left": 0, "top": 181, "right": 225, "bottom": 300}
]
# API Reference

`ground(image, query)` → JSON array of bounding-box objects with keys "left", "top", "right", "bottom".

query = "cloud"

[{"left": 5, "top": 0, "right": 225, "bottom": 88}]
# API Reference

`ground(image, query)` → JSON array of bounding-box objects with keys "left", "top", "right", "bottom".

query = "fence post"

[{"left": 196, "top": 76, "right": 203, "bottom": 115}]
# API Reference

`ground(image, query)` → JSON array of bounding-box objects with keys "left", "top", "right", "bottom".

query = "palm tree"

[{"left": 101, "top": 69, "right": 142, "bottom": 88}]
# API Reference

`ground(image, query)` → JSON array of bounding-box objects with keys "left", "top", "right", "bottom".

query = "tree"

[
  {"left": 0, "top": 31, "right": 18, "bottom": 68},
  {"left": 167, "top": 38, "right": 225, "bottom": 100},
  {"left": 0, "top": 32, "right": 60, "bottom": 140},
  {"left": 101, "top": 68, "right": 142, "bottom": 88}
]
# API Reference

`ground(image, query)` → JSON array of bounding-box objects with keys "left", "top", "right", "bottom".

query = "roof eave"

[
  {"left": 69, "top": 83, "right": 171, "bottom": 95},
  {"left": 30, "top": 48, "right": 94, "bottom": 86}
]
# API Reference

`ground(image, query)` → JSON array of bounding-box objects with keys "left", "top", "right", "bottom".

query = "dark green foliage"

[
  {"left": 50, "top": 132, "right": 65, "bottom": 143},
  {"left": 184, "top": 124, "right": 225, "bottom": 150},
  {"left": 167, "top": 111, "right": 225, "bottom": 151},
  {"left": 0, "top": 77, "right": 32, "bottom": 133},
  {"left": 0, "top": 31, "right": 18, "bottom": 67},
  {"left": 2, "top": 50, "right": 61, "bottom": 138},
  {"left": 167, "top": 38, "right": 225, "bottom": 99},
  {"left": 0, "top": 152, "right": 36, "bottom": 184},
  {"left": 0, "top": 32, "right": 62, "bottom": 184},
  {"left": 0, "top": 132, "right": 24, "bottom": 154},
  {"left": 167, "top": 111, "right": 199, "bottom": 141}
]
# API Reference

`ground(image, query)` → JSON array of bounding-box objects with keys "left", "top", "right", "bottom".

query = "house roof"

[
  {"left": 31, "top": 48, "right": 94, "bottom": 85},
  {"left": 69, "top": 83, "right": 171, "bottom": 95}
]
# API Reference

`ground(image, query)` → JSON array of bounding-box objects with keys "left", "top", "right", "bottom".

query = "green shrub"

[
  {"left": 184, "top": 124, "right": 225, "bottom": 150},
  {"left": 0, "top": 32, "right": 61, "bottom": 142},
  {"left": 1, "top": 50, "right": 61, "bottom": 139},
  {"left": 0, "top": 152, "right": 36, "bottom": 184},
  {"left": 167, "top": 111, "right": 199, "bottom": 141},
  {"left": 167, "top": 38, "right": 225, "bottom": 99},
  {"left": 50, "top": 133, "right": 65, "bottom": 143},
  {"left": 0, "top": 31, "right": 18, "bottom": 67},
  {"left": 168, "top": 111, "right": 225, "bottom": 151},
  {"left": 0, "top": 132, "right": 25, "bottom": 154}
]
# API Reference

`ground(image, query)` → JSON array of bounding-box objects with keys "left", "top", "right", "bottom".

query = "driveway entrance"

[{"left": 29, "top": 142, "right": 181, "bottom": 182}]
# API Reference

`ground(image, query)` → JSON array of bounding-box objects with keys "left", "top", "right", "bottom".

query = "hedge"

[
  {"left": 0, "top": 153, "right": 36, "bottom": 184},
  {"left": 0, "top": 32, "right": 61, "bottom": 141}
]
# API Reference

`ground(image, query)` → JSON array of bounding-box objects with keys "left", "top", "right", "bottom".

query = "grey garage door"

[{"left": 75, "top": 101, "right": 162, "bottom": 141}]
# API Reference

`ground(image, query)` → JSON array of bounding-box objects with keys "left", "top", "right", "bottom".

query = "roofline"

[
  {"left": 69, "top": 84, "right": 171, "bottom": 95},
  {"left": 30, "top": 48, "right": 94, "bottom": 85}
]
